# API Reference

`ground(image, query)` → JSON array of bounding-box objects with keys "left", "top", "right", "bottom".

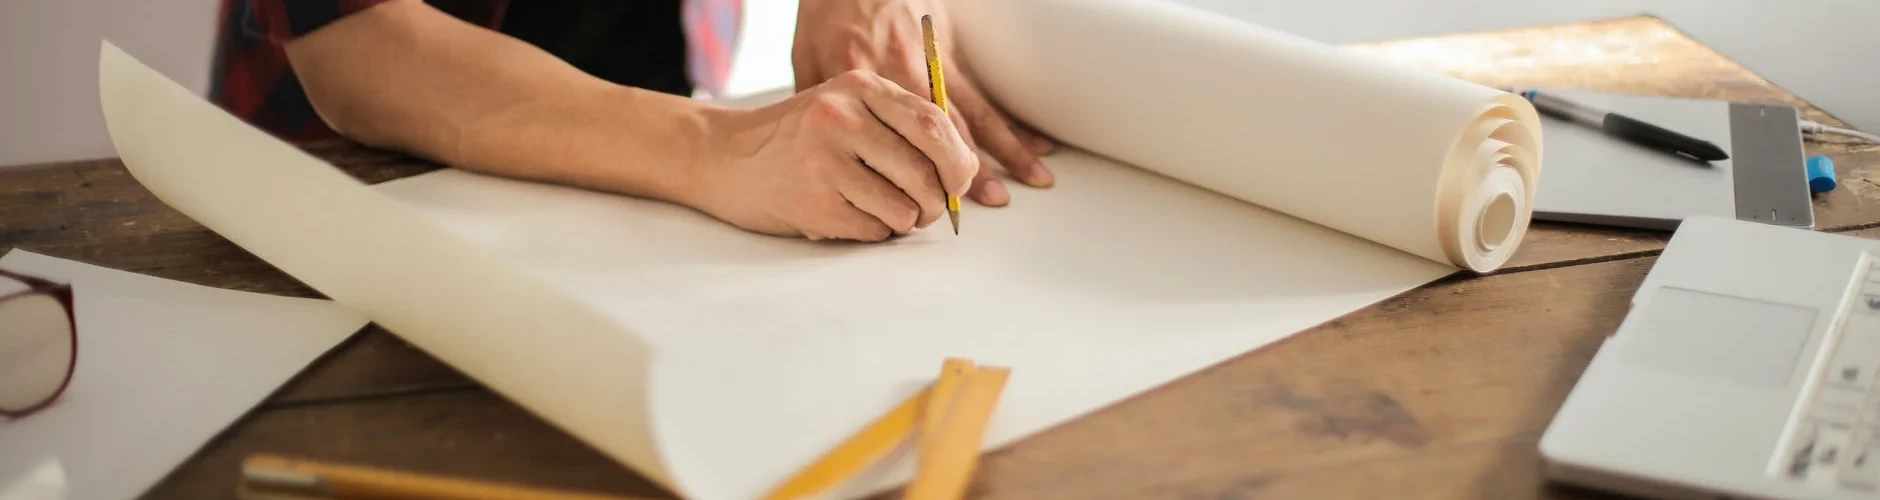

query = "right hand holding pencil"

[
  {"left": 687, "top": 70, "right": 980, "bottom": 242},
  {"left": 791, "top": 0, "right": 1058, "bottom": 208}
]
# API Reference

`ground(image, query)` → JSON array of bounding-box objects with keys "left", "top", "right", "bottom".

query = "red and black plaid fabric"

[{"left": 208, "top": 0, "right": 509, "bottom": 142}]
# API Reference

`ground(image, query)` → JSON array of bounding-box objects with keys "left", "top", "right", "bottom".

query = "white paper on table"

[
  {"left": 0, "top": 250, "right": 367, "bottom": 500},
  {"left": 92, "top": 0, "right": 1542, "bottom": 497}
]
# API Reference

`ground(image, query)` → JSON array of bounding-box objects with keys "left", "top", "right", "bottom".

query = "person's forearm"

[{"left": 280, "top": 0, "right": 710, "bottom": 202}]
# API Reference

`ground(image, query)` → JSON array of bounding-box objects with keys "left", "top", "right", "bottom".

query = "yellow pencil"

[
  {"left": 921, "top": 14, "right": 962, "bottom": 235},
  {"left": 237, "top": 454, "right": 649, "bottom": 500}
]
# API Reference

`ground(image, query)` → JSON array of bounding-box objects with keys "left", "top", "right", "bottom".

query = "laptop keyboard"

[{"left": 1780, "top": 254, "right": 1880, "bottom": 490}]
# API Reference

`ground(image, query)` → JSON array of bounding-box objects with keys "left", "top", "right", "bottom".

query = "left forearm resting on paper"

[{"left": 281, "top": 0, "right": 705, "bottom": 202}]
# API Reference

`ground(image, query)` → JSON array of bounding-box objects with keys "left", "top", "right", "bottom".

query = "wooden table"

[{"left": 4, "top": 16, "right": 1877, "bottom": 500}]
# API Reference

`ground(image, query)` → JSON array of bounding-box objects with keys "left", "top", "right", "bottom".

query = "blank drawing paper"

[{"left": 94, "top": 0, "right": 1542, "bottom": 498}]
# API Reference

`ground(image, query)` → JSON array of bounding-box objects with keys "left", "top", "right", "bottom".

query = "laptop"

[
  {"left": 1542, "top": 216, "right": 1880, "bottom": 499},
  {"left": 1529, "top": 90, "right": 1814, "bottom": 231}
]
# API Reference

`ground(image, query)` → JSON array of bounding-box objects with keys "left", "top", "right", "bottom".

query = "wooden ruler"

[{"left": 763, "top": 358, "right": 1010, "bottom": 500}]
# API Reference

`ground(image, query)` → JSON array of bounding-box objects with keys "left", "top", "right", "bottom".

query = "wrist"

[
  {"left": 558, "top": 84, "right": 718, "bottom": 205},
  {"left": 683, "top": 101, "right": 774, "bottom": 210}
]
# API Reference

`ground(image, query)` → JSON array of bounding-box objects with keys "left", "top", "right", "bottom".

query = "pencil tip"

[{"left": 949, "top": 211, "right": 960, "bottom": 235}]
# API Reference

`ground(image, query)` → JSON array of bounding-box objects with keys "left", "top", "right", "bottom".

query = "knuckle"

[
  {"left": 915, "top": 107, "right": 951, "bottom": 143},
  {"left": 834, "top": 69, "right": 878, "bottom": 90},
  {"left": 916, "top": 199, "right": 941, "bottom": 226},
  {"left": 806, "top": 93, "right": 857, "bottom": 128},
  {"left": 893, "top": 200, "right": 919, "bottom": 232}
]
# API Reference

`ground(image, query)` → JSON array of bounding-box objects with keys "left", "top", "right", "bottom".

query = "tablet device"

[{"left": 1530, "top": 90, "right": 1813, "bottom": 231}]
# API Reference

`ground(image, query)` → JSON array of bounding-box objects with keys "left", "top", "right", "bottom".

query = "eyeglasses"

[{"left": 0, "top": 268, "right": 76, "bottom": 418}]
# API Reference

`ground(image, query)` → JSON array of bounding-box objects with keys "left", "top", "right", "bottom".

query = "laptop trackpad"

[{"left": 1619, "top": 287, "right": 1816, "bottom": 389}]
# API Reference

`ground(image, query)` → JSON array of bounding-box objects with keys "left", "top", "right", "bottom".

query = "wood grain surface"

[{"left": 1, "top": 15, "right": 1876, "bottom": 500}]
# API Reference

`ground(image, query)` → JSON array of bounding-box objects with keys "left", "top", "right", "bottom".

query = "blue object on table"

[{"left": 1807, "top": 155, "right": 1836, "bottom": 194}]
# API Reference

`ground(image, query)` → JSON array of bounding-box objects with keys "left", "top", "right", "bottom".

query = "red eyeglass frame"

[{"left": 0, "top": 268, "right": 77, "bottom": 418}]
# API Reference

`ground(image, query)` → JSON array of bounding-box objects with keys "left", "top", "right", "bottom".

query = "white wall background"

[
  {"left": 2, "top": 0, "right": 1874, "bottom": 168},
  {"left": 0, "top": 0, "right": 222, "bottom": 167}
]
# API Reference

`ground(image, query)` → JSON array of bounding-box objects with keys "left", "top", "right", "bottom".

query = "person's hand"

[
  {"left": 685, "top": 70, "right": 979, "bottom": 242},
  {"left": 792, "top": 0, "right": 1055, "bottom": 207}
]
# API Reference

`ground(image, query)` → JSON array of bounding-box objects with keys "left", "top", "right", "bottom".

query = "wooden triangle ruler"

[{"left": 763, "top": 358, "right": 1010, "bottom": 500}]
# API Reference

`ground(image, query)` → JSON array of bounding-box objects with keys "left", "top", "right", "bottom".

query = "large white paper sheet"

[
  {"left": 370, "top": 149, "right": 1452, "bottom": 498},
  {"left": 0, "top": 250, "right": 366, "bottom": 500},
  {"left": 94, "top": 0, "right": 1542, "bottom": 496}
]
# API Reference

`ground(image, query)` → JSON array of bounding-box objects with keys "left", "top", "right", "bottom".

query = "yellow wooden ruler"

[
  {"left": 763, "top": 358, "right": 1010, "bottom": 500},
  {"left": 907, "top": 363, "right": 1008, "bottom": 500}
]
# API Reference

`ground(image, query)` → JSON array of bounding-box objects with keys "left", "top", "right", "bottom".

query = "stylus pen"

[{"left": 1518, "top": 89, "right": 1731, "bottom": 162}]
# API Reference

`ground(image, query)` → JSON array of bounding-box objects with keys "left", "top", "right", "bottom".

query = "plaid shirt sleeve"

[{"left": 210, "top": 0, "right": 508, "bottom": 141}]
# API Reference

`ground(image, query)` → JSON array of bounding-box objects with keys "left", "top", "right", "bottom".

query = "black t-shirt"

[{"left": 500, "top": 0, "right": 694, "bottom": 97}]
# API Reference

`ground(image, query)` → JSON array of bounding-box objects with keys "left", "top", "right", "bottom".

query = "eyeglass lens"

[{"left": 0, "top": 277, "right": 75, "bottom": 414}]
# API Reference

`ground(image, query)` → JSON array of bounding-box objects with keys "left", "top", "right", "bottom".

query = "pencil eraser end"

[{"left": 1807, "top": 155, "right": 1836, "bottom": 194}]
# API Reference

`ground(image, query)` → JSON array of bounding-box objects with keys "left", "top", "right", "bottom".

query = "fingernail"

[
  {"left": 982, "top": 179, "right": 1010, "bottom": 205},
  {"left": 1028, "top": 163, "right": 1054, "bottom": 187}
]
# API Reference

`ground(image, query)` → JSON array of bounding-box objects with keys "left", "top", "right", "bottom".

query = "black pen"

[{"left": 1518, "top": 89, "right": 1730, "bottom": 162}]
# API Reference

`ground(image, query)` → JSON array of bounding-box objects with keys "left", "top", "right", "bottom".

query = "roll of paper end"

[{"left": 1808, "top": 155, "right": 1836, "bottom": 194}]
